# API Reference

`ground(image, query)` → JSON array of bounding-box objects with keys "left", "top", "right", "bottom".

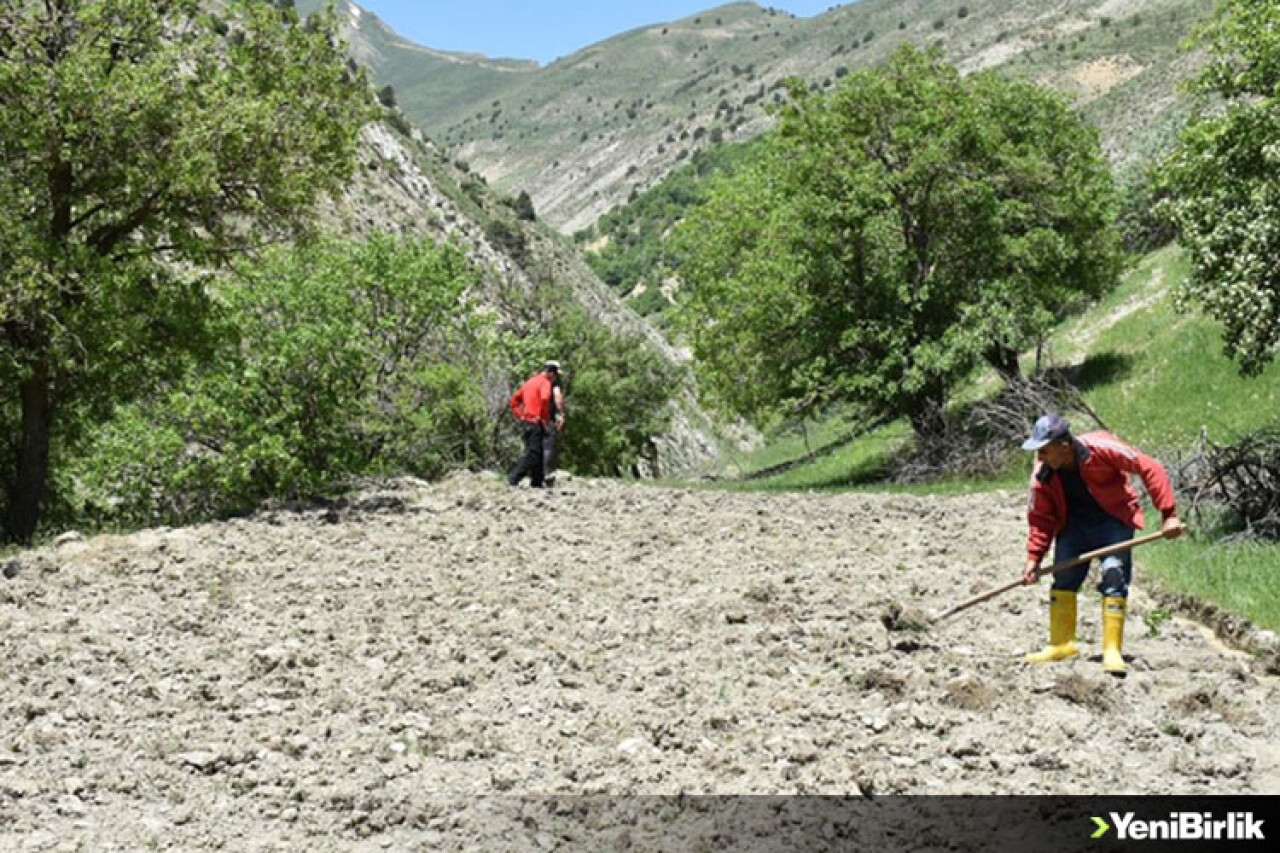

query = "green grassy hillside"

[{"left": 1051, "top": 247, "right": 1280, "bottom": 449}]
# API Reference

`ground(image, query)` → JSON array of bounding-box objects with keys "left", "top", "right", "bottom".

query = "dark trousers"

[
  {"left": 508, "top": 422, "right": 550, "bottom": 487},
  {"left": 1051, "top": 513, "right": 1135, "bottom": 598}
]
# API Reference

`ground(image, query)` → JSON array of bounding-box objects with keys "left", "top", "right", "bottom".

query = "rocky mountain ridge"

[{"left": 301, "top": 0, "right": 1214, "bottom": 232}]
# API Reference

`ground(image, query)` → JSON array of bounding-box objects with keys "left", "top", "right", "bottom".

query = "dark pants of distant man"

[{"left": 508, "top": 422, "right": 552, "bottom": 488}]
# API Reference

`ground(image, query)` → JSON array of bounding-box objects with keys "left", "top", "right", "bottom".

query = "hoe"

[{"left": 930, "top": 530, "right": 1170, "bottom": 623}]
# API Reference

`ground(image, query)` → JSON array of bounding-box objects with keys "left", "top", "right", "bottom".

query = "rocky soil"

[{"left": 3, "top": 473, "right": 1277, "bottom": 851}]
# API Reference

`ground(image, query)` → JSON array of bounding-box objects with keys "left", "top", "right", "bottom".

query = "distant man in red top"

[
  {"left": 1019, "top": 414, "right": 1183, "bottom": 675},
  {"left": 506, "top": 361, "right": 564, "bottom": 488}
]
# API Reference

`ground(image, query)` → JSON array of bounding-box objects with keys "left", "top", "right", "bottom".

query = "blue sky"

[{"left": 354, "top": 1, "right": 844, "bottom": 65}]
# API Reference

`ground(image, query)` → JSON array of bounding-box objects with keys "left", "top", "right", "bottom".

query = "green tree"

[
  {"left": 0, "top": 0, "right": 374, "bottom": 542},
  {"left": 66, "top": 237, "right": 495, "bottom": 527},
  {"left": 511, "top": 190, "right": 537, "bottom": 222},
  {"left": 1157, "top": 0, "right": 1280, "bottom": 375},
  {"left": 544, "top": 310, "right": 674, "bottom": 477},
  {"left": 674, "top": 46, "right": 1120, "bottom": 439}
]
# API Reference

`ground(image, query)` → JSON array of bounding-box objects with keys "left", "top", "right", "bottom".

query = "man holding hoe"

[{"left": 1020, "top": 414, "right": 1184, "bottom": 675}]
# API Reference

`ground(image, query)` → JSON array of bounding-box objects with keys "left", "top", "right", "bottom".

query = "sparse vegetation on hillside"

[
  {"left": 328, "top": 0, "right": 1215, "bottom": 232},
  {"left": 575, "top": 138, "right": 764, "bottom": 318}
]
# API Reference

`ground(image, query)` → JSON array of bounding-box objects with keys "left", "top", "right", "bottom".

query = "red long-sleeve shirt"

[
  {"left": 1026, "top": 431, "right": 1177, "bottom": 562},
  {"left": 509, "top": 372, "right": 553, "bottom": 424}
]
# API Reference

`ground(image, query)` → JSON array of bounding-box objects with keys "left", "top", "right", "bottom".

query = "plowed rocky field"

[{"left": 3, "top": 473, "right": 1277, "bottom": 851}]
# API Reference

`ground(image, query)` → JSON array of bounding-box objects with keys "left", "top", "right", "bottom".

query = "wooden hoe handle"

[{"left": 930, "top": 530, "right": 1170, "bottom": 623}]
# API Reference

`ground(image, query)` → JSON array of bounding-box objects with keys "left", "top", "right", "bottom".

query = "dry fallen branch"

[{"left": 1181, "top": 428, "right": 1280, "bottom": 540}]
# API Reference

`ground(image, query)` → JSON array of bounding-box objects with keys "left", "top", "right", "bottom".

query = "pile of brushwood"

[
  {"left": 1175, "top": 428, "right": 1280, "bottom": 541},
  {"left": 891, "top": 375, "right": 1105, "bottom": 483}
]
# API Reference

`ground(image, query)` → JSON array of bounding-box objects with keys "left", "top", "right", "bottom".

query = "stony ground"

[{"left": 2, "top": 473, "right": 1277, "bottom": 851}]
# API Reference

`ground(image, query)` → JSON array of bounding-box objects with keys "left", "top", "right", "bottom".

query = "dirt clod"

[{"left": 943, "top": 676, "right": 1000, "bottom": 711}]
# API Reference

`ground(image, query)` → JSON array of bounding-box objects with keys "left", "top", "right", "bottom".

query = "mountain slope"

[
  {"left": 319, "top": 116, "right": 723, "bottom": 475},
  {"left": 303, "top": 0, "right": 1214, "bottom": 232}
]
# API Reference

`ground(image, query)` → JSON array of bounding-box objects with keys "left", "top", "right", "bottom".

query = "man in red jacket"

[
  {"left": 506, "top": 361, "right": 564, "bottom": 488},
  {"left": 1019, "top": 414, "right": 1183, "bottom": 674}
]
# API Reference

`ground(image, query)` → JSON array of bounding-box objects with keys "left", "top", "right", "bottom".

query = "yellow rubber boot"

[
  {"left": 1102, "top": 596, "right": 1127, "bottom": 675},
  {"left": 1025, "top": 589, "right": 1079, "bottom": 664}
]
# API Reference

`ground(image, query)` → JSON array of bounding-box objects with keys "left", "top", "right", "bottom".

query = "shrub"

[
  {"left": 1183, "top": 430, "right": 1280, "bottom": 540},
  {"left": 543, "top": 311, "right": 676, "bottom": 476},
  {"left": 484, "top": 218, "right": 529, "bottom": 265},
  {"left": 510, "top": 190, "right": 537, "bottom": 222},
  {"left": 63, "top": 238, "right": 496, "bottom": 527},
  {"left": 1116, "top": 169, "right": 1176, "bottom": 254},
  {"left": 385, "top": 110, "right": 413, "bottom": 137}
]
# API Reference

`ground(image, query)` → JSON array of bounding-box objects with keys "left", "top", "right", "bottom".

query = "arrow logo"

[{"left": 1091, "top": 816, "right": 1111, "bottom": 839}]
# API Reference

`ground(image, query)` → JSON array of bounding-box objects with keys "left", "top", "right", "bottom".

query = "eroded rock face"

[{"left": 2, "top": 474, "right": 1277, "bottom": 848}]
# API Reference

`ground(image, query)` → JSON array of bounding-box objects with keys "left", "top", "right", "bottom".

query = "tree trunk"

[
  {"left": 907, "top": 397, "right": 947, "bottom": 458},
  {"left": 985, "top": 344, "right": 1023, "bottom": 386},
  {"left": 5, "top": 360, "right": 53, "bottom": 544}
]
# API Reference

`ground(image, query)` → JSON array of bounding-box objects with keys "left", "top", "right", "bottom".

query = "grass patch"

[
  {"left": 706, "top": 416, "right": 1030, "bottom": 495},
  {"left": 713, "top": 419, "right": 909, "bottom": 492},
  {"left": 1144, "top": 535, "right": 1280, "bottom": 633},
  {"left": 1054, "top": 247, "right": 1280, "bottom": 450},
  {"left": 718, "top": 409, "right": 869, "bottom": 479}
]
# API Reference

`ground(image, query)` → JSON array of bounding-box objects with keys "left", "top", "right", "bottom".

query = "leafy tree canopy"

[
  {"left": 0, "top": 0, "right": 376, "bottom": 542},
  {"left": 673, "top": 45, "right": 1121, "bottom": 437},
  {"left": 1157, "top": 0, "right": 1280, "bottom": 376},
  {"left": 63, "top": 236, "right": 493, "bottom": 527}
]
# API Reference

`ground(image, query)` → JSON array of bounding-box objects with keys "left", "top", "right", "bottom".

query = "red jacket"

[
  {"left": 1026, "top": 431, "right": 1177, "bottom": 562},
  {"left": 509, "top": 372, "right": 553, "bottom": 424}
]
